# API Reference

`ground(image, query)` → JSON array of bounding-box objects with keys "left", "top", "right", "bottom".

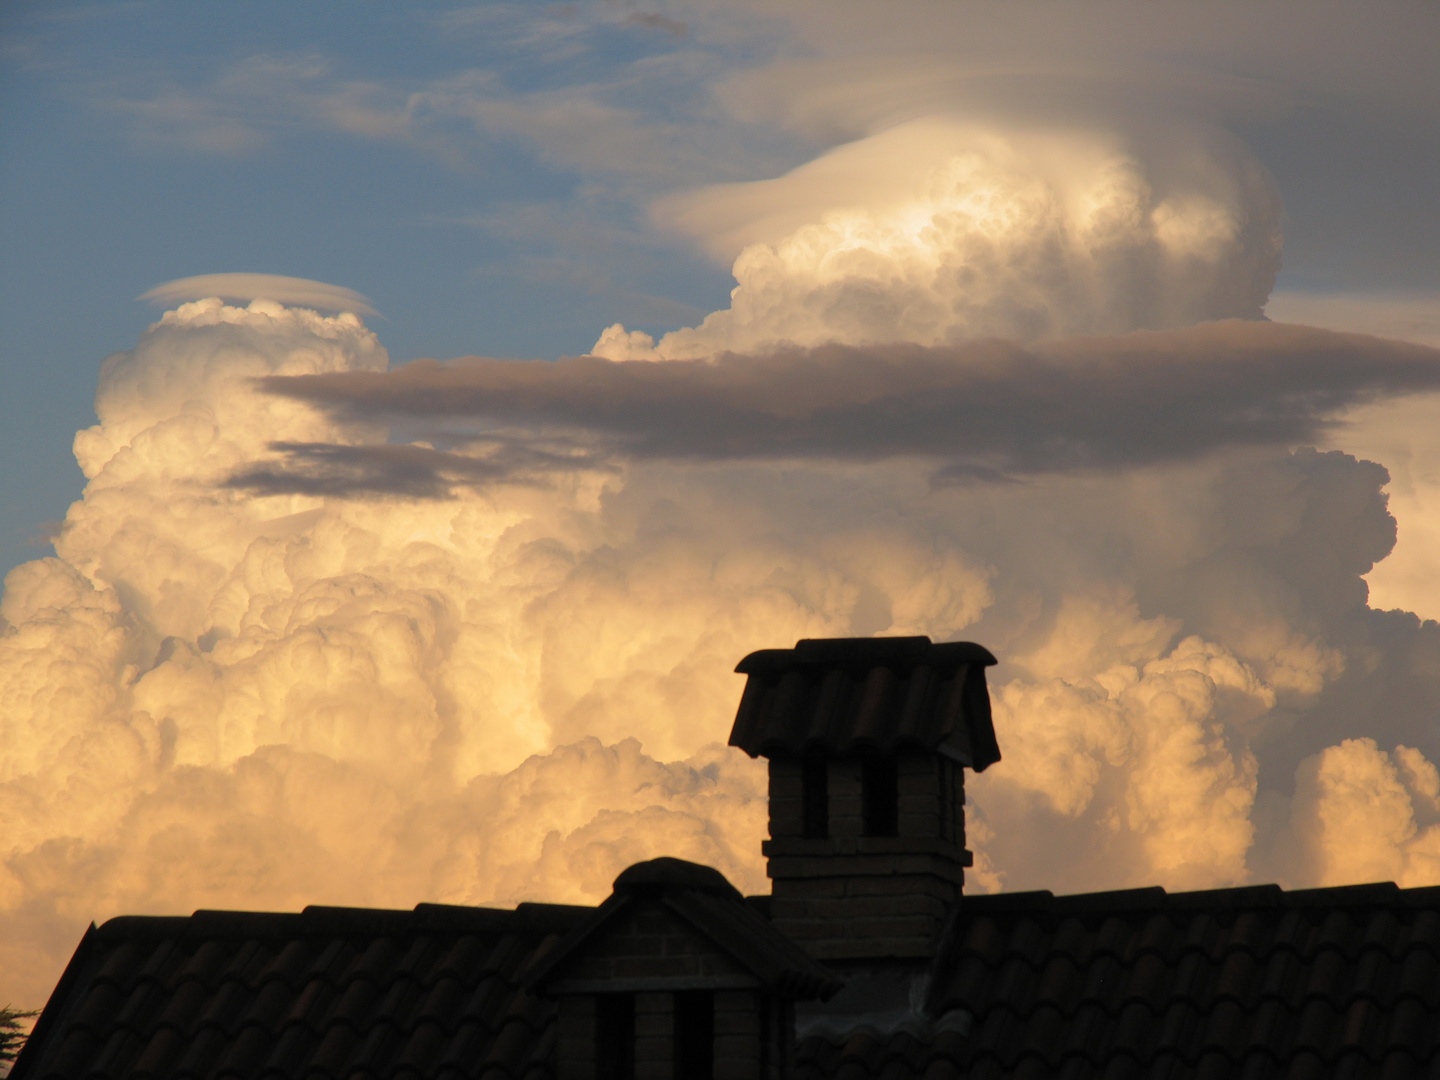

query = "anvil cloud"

[{"left": 245, "top": 323, "right": 1440, "bottom": 494}]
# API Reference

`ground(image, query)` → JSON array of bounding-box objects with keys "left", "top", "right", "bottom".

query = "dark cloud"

[
  {"left": 226, "top": 438, "right": 613, "bottom": 499},
  {"left": 249, "top": 321, "right": 1440, "bottom": 496}
]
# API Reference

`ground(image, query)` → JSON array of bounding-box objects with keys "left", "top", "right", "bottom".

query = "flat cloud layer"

[
  {"left": 140, "top": 274, "right": 379, "bottom": 316},
  {"left": 242, "top": 322, "right": 1440, "bottom": 495}
]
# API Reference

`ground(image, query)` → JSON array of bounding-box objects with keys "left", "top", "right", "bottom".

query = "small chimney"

[{"left": 728, "top": 637, "right": 1000, "bottom": 967}]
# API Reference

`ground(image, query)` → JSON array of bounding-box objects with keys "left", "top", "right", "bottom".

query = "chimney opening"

[
  {"left": 862, "top": 754, "right": 899, "bottom": 837},
  {"left": 802, "top": 755, "right": 829, "bottom": 838},
  {"left": 674, "top": 990, "right": 714, "bottom": 1079},
  {"left": 596, "top": 992, "right": 635, "bottom": 1080}
]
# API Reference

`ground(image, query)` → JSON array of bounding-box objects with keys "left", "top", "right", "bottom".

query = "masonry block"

[
  {"left": 557, "top": 996, "right": 597, "bottom": 1080},
  {"left": 634, "top": 992, "right": 673, "bottom": 1080}
]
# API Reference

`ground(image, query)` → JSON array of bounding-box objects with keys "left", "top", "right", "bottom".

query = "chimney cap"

[
  {"left": 728, "top": 635, "right": 1001, "bottom": 769},
  {"left": 736, "top": 636, "right": 996, "bottom": 674}
]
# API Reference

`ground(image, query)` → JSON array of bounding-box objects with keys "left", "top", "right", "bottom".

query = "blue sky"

[
  {"left": 2, "top": 0, "right": 1438, "bottom": 576},
  {"left": 0, "top": 1, "right": 770, "bottom": 573}
]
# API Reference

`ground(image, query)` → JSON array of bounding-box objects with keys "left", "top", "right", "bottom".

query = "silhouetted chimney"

[{"left": 728, "top": 637, "right": 1000, "bottom": 966}]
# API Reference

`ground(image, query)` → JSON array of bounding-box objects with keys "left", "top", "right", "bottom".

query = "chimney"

[{"left": 728, "top": 637, "right": 1000, "bottom": 967}]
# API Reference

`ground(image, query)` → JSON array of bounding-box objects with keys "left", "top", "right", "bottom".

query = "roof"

[
  {"left": 21, "top": 877, "right": 1440, "bottom": 1079},
  {"left": 729, "top": 636, "right": 1001, "bottom": 768},
  {"left": 524, "top": 857, "right": 842, "bottom": 1001},
  {"left": 11, "top": 900, "right": 588, "bottom": 1080},
  {"left": 793, "top": 880, "right": 1440, "bottom": 1080}
]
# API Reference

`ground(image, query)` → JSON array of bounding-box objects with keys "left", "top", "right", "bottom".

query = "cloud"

[
  {"left": 642, "top": 118, "right": 1282, "bottom": 352},
  {"left": 7, "top": 295, "right": 1440, "bottom": 1012},
  {"left": 226, "top": 437, "right": 614, "bottom": 499},
  {"left": 7, "top": 0, "right": 1440, "bottom": 1008},
  {"left": 98, "top": 34, "right": 787, "bottom": 187},
  {"left": 1268, "top": 289, "right": 1440, "bottom": 621},
  {"left": 243, "top": 322, "right": 1440, "bottom": 496},
  {"left": 1287, "top": 738, "right": 1440, "bottom": 888},
  {"left": 140, "top": 275, "right": 378, "bottom": 316}
]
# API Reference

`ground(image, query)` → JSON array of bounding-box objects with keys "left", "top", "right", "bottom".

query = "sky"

[{"left": 3, "top": 0, "right": 1440, "bottom": 1006}]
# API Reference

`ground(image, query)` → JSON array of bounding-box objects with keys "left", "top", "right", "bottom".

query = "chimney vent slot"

[
  {"left": 802, "top": 756, "right": 829, "bottom": 838},
  {"left": 862, "top": 755, "right": 899, "bottom": 837}
]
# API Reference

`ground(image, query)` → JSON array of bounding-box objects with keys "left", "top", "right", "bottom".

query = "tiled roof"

[
  {"left": 21, "top": 878, "right": 1440, "bottom": 1079},
  {"left": 12, "top": 901, "right": 587, "bottom": 1080},
  {"left": 729, "top": 637, "right": 1000, "bottom": 768},
  {"left": 794, "top": 881, "right": 1440, "bottom": 1079}
]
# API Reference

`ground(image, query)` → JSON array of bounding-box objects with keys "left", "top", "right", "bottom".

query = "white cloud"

[
  {"left": 608, "top": 117, "right": 1280, "bottom": 355},
  {"left": 1288, "top": 738, "right": 1440, "bottom": 888}
]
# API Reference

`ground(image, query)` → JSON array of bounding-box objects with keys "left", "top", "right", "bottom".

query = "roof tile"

[
  {"left": 1213, "top": 947, "right": 1261, "bottom": 1005},
  {"left": 87, "top": 1026, "right": 144, "bottom": 1078},
  {"left": 1293, "top": 997, "right": 1341, "bottom": 1056},
  {"left": 1304, "top": 947, "right": 1350, "bottom": 1007},
  {"left": 1314, "top": 910, "right": 1360, "bottom": 956},
  {"left": 1098, "top": 1052, "right": 1143, "bottom": 1080},
  {"left": 1154, "top": 997, "right": 1201, "bottom": 1063},
  {"left": 1035, "top": 953, "right": 1082, "bottom": 1013},
  {"left": 1259, "top": 945, "right": 1304, "bottom": 1003},
  {"left": 215, "top": 1021, "right": 279, "bottom": 1077},
  {"left": 1121, "top": 950, "right": 1171, "bottom": 1010},
  {"left": 1380, "top": 1048, "right": 1422, "bottom": 1080},
  {"left": 128, "top": 1023, "right": 188, "bottom": 1078},
  {"left": 172, "top": 1021, "right": 229, "bottom": 1076},
  {"left": 1242, "top": 997, "right": 1292, "bottom": 1057},
  {"left": 1386, "top": 996, "right": 1435, "bottom": 1057},
  {"left": 307, "top": 1019, "right": 362, "bottom": 1075},
  {"left": 1110, "top": 1000, "right": 1156, "bottom": 1060},
  {"left": 1288, "top": 1047, "right": 1329, "bottom": 1080},
  {"left": 1201, "top": 998, "right": 1249, "bottom": 1059},
  {"left": 1396, "top": 946, "right": 1440, "bottom": 1005},
  {"left": 1194, "top": 1047, "right": 1236, "bottom": 1080},
  {"left": 67, "top": 980, "right": 127, "bottom": 1034}
]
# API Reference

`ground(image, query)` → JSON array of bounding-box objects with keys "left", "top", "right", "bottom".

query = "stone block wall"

[
  {"left": 765, "top": 750, "right": 971, "bottom": 961},
  {"left": 557, "top": 996, "right": 597, "bottom": 1080},
  {"left": 557, "top": 904, "right": 748, "bottom": 985},
  {"left": 768, "top": 753, "right": 966, "bottom": 846},
  {"left": 555, "top": 988, "right": 787, "bottom": 1080}
]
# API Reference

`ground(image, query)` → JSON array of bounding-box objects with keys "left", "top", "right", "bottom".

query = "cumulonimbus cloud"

[
  {"left": 237, "top": 321, "right": 1440, "bottom": 496},
  {"left": 7, "top": 295, "right": 1440, "bottom": 1011},
  {"left": 139, "top": 273, "right": 378, "bottom": 315}
]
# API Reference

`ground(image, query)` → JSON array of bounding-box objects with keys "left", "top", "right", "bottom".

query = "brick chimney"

[{"left": 728, "top": 637, "right": 999, "bottom": 967}]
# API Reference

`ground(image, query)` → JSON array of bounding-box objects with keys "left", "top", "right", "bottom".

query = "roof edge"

[{"left": 9, "top": 923, "right": 97, "bottom": 1080}]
